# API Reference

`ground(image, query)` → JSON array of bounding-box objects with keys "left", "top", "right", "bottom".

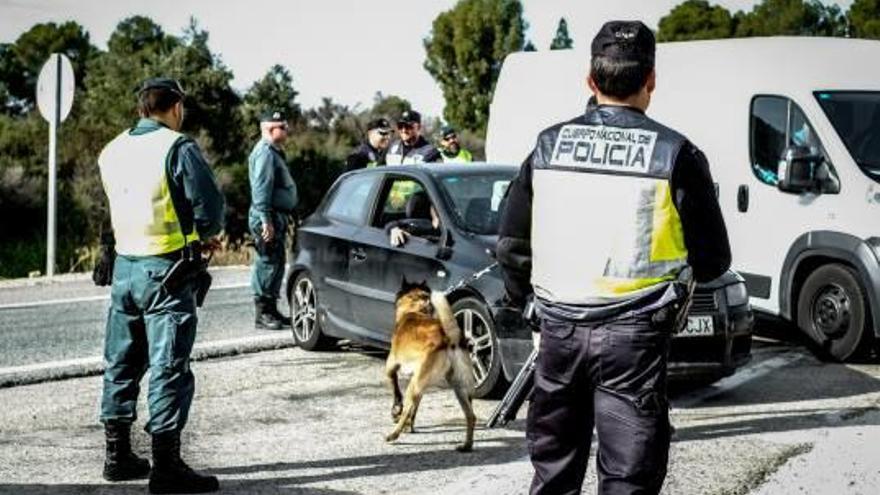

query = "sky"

[{"left": 0, "top": 0, "right": 855, "bottom": 119}]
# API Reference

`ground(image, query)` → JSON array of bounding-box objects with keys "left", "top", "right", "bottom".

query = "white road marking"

[
  {"left": 0, "top": 333, "right": 289, "bottom": 378},
  {"left": 0, "top": 283, "right": 250, "bottom": 311}
]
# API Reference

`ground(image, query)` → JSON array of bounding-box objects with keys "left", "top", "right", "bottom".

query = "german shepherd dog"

[{"left": 384, "top": 278, "right": 476, "bottom": 452}]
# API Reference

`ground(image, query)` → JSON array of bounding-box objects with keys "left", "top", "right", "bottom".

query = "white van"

[{"left": 487, "top": 37, "right": 880, "bottom": 361}]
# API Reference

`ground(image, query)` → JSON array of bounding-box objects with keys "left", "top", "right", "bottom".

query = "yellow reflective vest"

[{"left": 98, "top": 126, "right": 198, "bottom": 256}]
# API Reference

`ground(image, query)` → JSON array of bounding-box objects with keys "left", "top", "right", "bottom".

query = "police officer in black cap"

[
  {"left": 385, "top": 110, "right": 441, "bottom": 164},
  {"left": 96, "top": 77, "right": 223, "bottom": 493},
  {"left": 346, "top": 117, "right": 393, "bottom": 171},
  {"left": 497, "top": 21, "right": 731, "bottom": 494}
]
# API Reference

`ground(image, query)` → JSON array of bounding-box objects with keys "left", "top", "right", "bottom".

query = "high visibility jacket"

[
  {"left": 530, "top": 106, "right": 689, "bottom": 304},
  {"left": 99, "top": 126, "right": 198, "bottom": 256},
  {"left": 441, "top": 148, "right": 473, "bottom": 163}
]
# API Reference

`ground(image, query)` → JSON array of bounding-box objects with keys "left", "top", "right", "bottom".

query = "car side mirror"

[{"left": 777, "top": 146, "right": 822, "bottom": 194}]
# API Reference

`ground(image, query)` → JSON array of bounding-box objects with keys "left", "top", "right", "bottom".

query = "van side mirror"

[{"left": 777, "top": 146, "right": 822, "bottom": 194}]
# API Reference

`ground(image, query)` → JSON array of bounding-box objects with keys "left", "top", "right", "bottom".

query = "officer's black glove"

[{"left": 92, "top": 244, "right": 116, "bottom": 287}]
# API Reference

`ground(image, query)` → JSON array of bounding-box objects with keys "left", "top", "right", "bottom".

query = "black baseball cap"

[
  {"left": 440, "top": 125, "right": 457, "bottom": 139},
  {"left": 367, "top": 117, "right": 392, "bottom": 133},
  {"left": 259, "top": 109, "right": 287, "bottom": 123},
  {"left": 397, "top": 110, "right": 421, "bottom": 126},
  {"left": 591, "top": 21, "right": 655, "bottom": 65},
  {"left": 134, "top": 77, "right": 185, "bottom": 96}
]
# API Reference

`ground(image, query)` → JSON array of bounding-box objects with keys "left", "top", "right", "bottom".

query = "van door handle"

[
  {"left": 351, "top": 248, "right": 366, "bottom": 262},
  {"left": 737, "top": 185, "right": 749, "bottom": 212}
]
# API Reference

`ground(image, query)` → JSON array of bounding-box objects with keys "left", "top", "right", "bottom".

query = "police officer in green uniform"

[
  {"left": 249, "top": 110, "right": 298, "bottom": 330},
  {"left": 438, "top": 125, "right": 473, "bottom": 163},
  {"left": 97, "top": 77, "right": 224, "bottom": 494}
]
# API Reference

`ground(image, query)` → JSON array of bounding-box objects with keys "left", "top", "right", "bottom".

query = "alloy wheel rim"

[
  {"left": 292, "top": 278, "right": 317, "bottom": 343},
  {"left": 812, "top": 283, "right": 851, "bottom": 339},
  {"left": 455, "top": 308, "right": 494, "bottom": 389}
]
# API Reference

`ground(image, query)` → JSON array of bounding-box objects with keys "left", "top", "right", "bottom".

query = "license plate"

[{"left": 679, "top": 315, "right": 714, "bottom": 337}]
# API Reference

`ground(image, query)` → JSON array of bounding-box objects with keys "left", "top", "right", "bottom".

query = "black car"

[{"left": 286, "top": 163, "right": 753, "bottom": 398}]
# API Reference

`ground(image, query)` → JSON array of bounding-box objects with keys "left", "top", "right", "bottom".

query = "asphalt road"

[
  {"left": 2, "top": 269, "right": 880, "bottom": 493},
  {"left": 0, "top": 267, "right": 269, "bottom": 369},
  {"left": 1, "top": 337, "right": 879, "bottom": 494}
]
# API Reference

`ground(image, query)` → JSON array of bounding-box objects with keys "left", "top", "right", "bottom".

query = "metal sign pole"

[{"left": 46, "top": 54, "right": 61, "bottom": 278}]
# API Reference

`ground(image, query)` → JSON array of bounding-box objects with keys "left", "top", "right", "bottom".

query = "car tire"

[
  {"left": 290, "top": 271, "right": 335, "bottom": 351},
  {"left": 797, "top": 263, "right": 872, "bottom": 361},
  {"left": 452, "top": 297, "right": 509, "bottom": 399}
]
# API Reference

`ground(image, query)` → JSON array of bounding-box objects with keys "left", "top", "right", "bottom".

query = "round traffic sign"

[{"left": 36, "top": 53, "right": 75, "bottom": 123}]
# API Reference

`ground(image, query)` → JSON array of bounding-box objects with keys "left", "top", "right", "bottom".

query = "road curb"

[{"left": 0, "top": 333, "right": 295, "bottom": 389}]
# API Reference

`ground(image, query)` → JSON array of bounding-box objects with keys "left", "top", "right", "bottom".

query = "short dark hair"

[
  {"left": 137, "top": 87, "right": 183, "bottom": 117},
  {"left": 590, "top": 55, "right": 653, "bottom": 100}
]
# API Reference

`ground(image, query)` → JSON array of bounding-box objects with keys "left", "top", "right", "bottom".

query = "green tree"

[
  {"left": 368, "top": 92, "right": 411, "bottom": 124},
  {"left": 241, "top": 64, "right": 301, "bottom": 131},
  {"left": 658, "top": 0, "right": 735, "bottom": 41},
  {"left": 735, "top": 0, "right": 846, "bottom": 37},
  {"left": 523, "top": 40, "right": 537, "bottom": 52},
  {"left": 424, "top": 0, "right": 526, "bottom": 135},
  {"left": 0, "top": 21, "right": 96, "bottom": 114},
  {"left": 849, "top": 0, "right": 880, "bottom": 38},
  {"left": 550, "top": 17, "right": 574, "bottom": 50}
]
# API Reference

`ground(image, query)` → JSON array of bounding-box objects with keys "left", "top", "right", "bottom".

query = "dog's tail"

[{"left": 431, "top": 291, "right": 462, "bottom": 347}]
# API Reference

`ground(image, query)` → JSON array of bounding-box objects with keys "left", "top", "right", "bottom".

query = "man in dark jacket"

[
  {"left": 385, "top": 110, "right": 441, "bottom": 165},
  {"left": 497, "top": 21, "right": 731, "bottom": 495},
  {"left": 346, "top": 117, "right": 392, "bottom": 171}
]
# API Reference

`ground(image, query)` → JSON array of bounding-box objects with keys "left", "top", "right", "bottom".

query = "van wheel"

[
  {"left": 290, "top": 272, "right": 335, "bottom": 351},
  {"left": 797, "top": 264, "right": 872, "bottom": 361},
  {"left": 452, "top": 297, "right": 509, "bottom": 399}
]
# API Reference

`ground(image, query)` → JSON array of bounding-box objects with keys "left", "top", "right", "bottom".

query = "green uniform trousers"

[
  {"left": 249, "top": 211, "right": 288, "bottom": 300},
  {"left": 100, "top": 254, "right": 197, "bottom": 435}
]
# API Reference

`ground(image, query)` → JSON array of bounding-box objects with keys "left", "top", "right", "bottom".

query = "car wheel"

[
  {"left": 290, "top": 271, "right": 335, "bottom": 351},
  {"left": 452, "top": 297, "right": 509, "bottom": 399},
  {"left": 797, "top": 263, "right": 872, "bottom": 361}
]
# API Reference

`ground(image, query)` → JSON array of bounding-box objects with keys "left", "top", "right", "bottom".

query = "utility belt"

[{"left": 159, "top": 241, "right": 213, "bottom": 308}]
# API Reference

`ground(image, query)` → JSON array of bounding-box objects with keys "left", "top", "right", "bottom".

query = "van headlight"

[{"left": 725, "top": 282, "right": 749, "bottom": 307}]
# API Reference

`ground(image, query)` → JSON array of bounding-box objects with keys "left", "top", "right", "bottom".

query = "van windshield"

[{"left": 816, "top": 91, "right": 880, "bottom": 183}]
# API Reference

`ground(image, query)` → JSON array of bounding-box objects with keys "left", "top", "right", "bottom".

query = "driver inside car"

[{"left": 386, "top": 191, "right": 441, "bottom": 247}]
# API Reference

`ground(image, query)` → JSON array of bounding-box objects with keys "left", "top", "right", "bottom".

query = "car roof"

[{"left": 348, "top": 162, "right": 518, "bottom": 180}]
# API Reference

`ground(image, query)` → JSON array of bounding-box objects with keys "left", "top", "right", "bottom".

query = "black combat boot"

[
  {"left": 254, "top": 297, "right": 282, "bottom": 330},
  {"left": 103, "top": 421, "right": 151, "bottom": 481},
  {"left": 265, "top": 298, "right": 292, "bottom": 327},
  {"left": 148, "top": 431, "right": 218, "bottom": 494}
]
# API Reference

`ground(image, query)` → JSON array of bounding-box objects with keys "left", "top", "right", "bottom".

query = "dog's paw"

[
  {"left": 385, "top": 431, "right": 400, "bottom": 443},
  {"left": 455, "top": 443, "right": 473, "bottom": 453}
]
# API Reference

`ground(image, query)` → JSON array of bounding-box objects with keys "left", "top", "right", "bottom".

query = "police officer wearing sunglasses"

[
  {"left": 346, "top": 117, "right": 393, "bottom": 171},
  {"left": 385, "top": 110, "right": 442, "bottom": 165}
]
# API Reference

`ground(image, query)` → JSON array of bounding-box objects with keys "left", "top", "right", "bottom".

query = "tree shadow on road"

[
  {"left": 0, "top": 483, "right": 359, "bottom": 494},
  {"left": 210, "top": 436, "right": 525, "bottom": 491}
]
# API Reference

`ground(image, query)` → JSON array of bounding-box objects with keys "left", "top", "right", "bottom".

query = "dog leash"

[{"left": 442, "top": 261, "right": 498, "bottom": 296}]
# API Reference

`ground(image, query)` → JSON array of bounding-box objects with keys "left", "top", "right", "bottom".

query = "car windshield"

[
  {"left": 815, "top": 91, "right": 880, "bottom": 183},
  {"left": 439, "top": 172, "right": 514, "bottom": 235}
]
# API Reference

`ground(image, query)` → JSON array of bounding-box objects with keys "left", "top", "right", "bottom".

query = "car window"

[
  {"left": 440, "top": 173, "right": 512, "bottom": 235},
  {"left": 325, "top": 174, "right": 378, "bottom": 225},
  {"left": 750, "top": 96, "right": 835, "bottom": 187},
  {"left": 372, "top": 178, "right": 426, "bottom": 227}
]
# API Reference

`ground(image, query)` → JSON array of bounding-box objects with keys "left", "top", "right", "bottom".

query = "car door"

[
  {"left": 732, "top": 96, "right": 840, "bottom": 312},
  {"left": 347, "top": 174, "right": 448, "bottom": 342},
  {"left": 310, "top": 172, "right": 381, "bottom": 334}
]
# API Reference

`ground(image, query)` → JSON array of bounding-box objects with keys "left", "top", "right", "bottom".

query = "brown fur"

[{"left": 385, "top": 285, "right": 476, "bottom": 452}]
